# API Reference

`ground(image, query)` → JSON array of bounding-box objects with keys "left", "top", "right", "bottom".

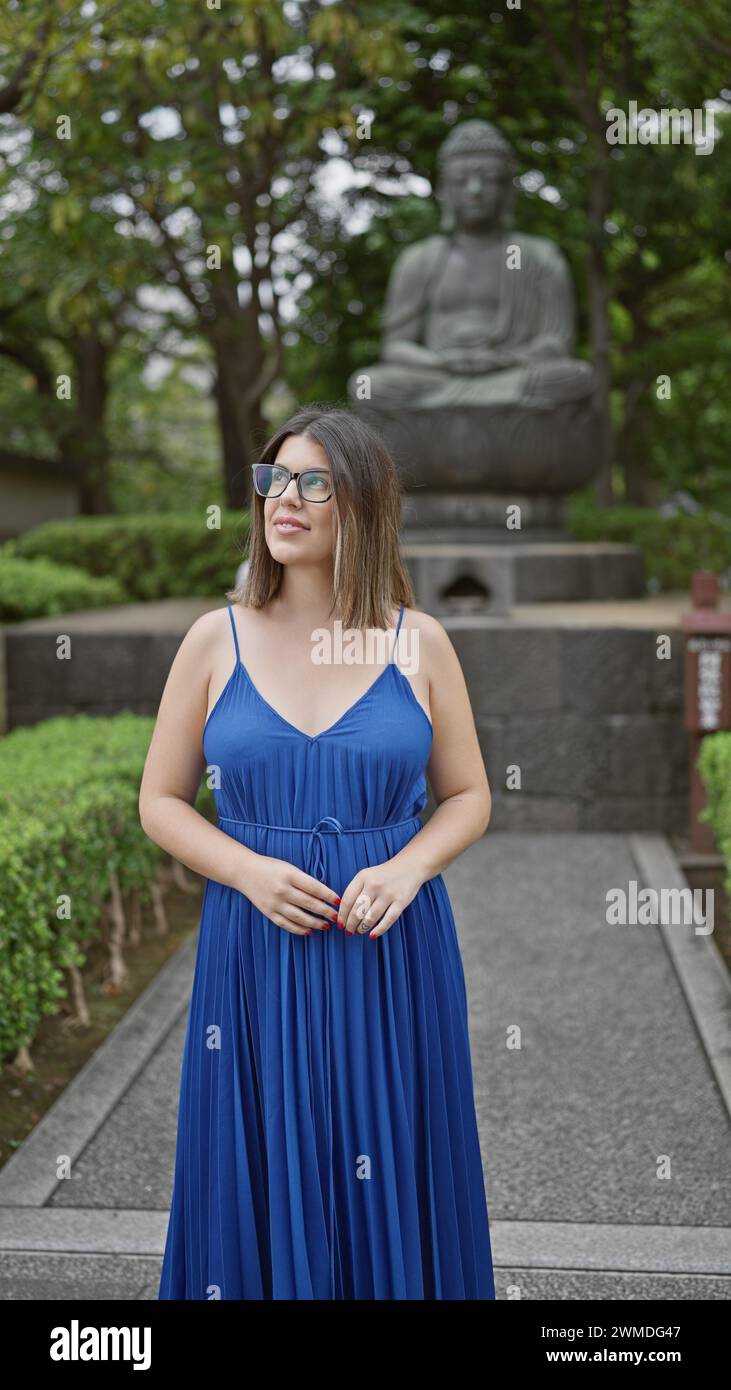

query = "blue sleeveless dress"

[{"left": 158, "top": 603, "right": 495, "bottom": 1300}]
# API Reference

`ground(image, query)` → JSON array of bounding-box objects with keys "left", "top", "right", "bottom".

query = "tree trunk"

[
  {"left": 620, "top": 402, "right": 656, "bottom": 506},
  {"left": 59, "top": 328, "right": 112, "bottom": 514},
  {"left": 586, "top": 157, "right": 614, "bottom": 509},
  {"left": 206, "top": 270, "right": 272, "bottom": 509},
  {"left": 211, "top": 342, "right": 266, "bottom": 510}
]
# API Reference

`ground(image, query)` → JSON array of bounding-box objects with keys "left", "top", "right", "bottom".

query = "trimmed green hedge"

[
  {"left": 0, "top": 713, "right": 213, "bottom": 1063},
  {"left": 13, "top": 499, "right": 729, "bottom": 608},
  {"left": 0, "top": 553, "right": 126, "bottom": 620},
  {"left": 567, "top": 496, "right": 731, "bottom": 593},
  {"left": 11, "top": 500, "right": 728, "bottom": 604},
  {"left": 697, "top": 731, "right": 731, "bottom": 905},
  {"left": 8, "top": 511, "right": 250, "bottom": 603}
]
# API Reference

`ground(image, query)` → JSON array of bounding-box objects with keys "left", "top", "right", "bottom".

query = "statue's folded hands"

[
  {"left": 382, "top": 339, "right": 442, "bottom": 369},
  {"left": 440, "top": 347, "right": 515, "bottom": 375}
]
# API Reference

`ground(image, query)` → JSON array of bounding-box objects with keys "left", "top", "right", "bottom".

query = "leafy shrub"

[
  {"left": 0, "top": 713, "right": 213, "bottom": 1063},
  {"left": 0, "top": 553, "right": 125, "bottom": 620},
  {"left": 567, "top": 495, "right": 731, "bottom": 593},
  {"left": 697, "top": 731, "right": 731, "bottom": 905},
  {"left": 8, "top": 511, "right": 250, "bottom": 603}
]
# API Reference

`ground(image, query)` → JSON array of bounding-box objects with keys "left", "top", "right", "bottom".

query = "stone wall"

[
  {"left": 446, "top": 623, "right": 686, "bottom": 832},
  {"left": 2, "top": 599, "right": 687, "bottom": 832}
]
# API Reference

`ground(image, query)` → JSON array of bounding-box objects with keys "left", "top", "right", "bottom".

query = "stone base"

[
  {"left": 355, "top": 398, "right": 601, "bottom": 493},
  {"left": 401, "top": 542, "right": 645, "bottom": 614},
  {"left": 401, "top": 490, "right": 570, "bottom": 540}
]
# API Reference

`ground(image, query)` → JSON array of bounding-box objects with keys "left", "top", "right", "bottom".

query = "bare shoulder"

[
  {"left": 401, "top": 606, "right": 462, "bottom": 680},
  {"left": 403, "top": 606, "right": 457, "bottom": 652},
  {"left": 172, "top": 604, "right": 231, "bottom": 670},
  {"left": 185, "top": 603, "right": 230, "bottom": 641},
  {"left": 403, "top": 605, "right": 446, "bottom": 631}
]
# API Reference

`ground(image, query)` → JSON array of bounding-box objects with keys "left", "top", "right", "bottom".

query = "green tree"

[{"left": 1, "top": 0, "right": 728, "bottom": 516}]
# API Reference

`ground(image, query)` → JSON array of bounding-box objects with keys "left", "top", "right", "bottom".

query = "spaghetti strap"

[
  {"left": 389, "top": 604, "right": 405, "bottom": 664},
  {"left": 227, "top": 605, "right": 241, "bottom": 665}
]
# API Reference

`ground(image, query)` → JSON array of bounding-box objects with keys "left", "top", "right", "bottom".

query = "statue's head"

[{"left": 436, "top": 119, "right": 517, "bottom": 234}]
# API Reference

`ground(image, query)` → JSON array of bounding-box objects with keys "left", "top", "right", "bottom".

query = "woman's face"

[{"left": 263, "top": 432, "right": 336, "bottom": 566}]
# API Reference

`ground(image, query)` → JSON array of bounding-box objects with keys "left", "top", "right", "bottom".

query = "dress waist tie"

[{"left": 217, "top": 813, "right": 421, "bottom": 883}]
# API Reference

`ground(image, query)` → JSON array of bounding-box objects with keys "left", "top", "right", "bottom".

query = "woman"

[{"left": 140, "top": 404, "right": 496, "bottom": 1300}]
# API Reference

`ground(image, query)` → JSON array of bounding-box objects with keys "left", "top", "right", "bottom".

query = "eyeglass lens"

[{"left": 254, "top": 464, "right": 331, "bottom": 502}]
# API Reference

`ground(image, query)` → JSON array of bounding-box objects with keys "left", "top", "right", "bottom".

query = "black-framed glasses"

[{"left": 251, "top": 463, "right": 333, "bottom": 503}]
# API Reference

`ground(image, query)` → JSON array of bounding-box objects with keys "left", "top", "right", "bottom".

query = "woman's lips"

[{"left": 274, "top": 520, "right": 308, "bottom": 532}]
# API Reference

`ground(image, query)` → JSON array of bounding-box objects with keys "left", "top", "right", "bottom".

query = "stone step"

[
  {"left": 1, "top": 1212, "right": 729, "bottom": 1299},
  {"left": 400, "top": 539, "right": 645, "bottom": 610}
]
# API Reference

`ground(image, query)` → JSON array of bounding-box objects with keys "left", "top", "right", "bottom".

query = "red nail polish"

[
  {"left": 369, "top": 931, "right": 376, "bottom": 938},
  {"left": 334, "top": 895, "right": 341, "bottom": 904},
  {"left": 336, "top": 918, "right": 344, "bottom": 928}
]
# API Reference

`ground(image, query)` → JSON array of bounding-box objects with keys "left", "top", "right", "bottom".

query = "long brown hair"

[{"left": 227, "top": 404, "right": 415, "bottom": 632}]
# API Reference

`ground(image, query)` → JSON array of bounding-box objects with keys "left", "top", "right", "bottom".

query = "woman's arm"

[
  {"left": 138, "top": 611, "right": 255, "bottom": 892},
  {"left": 394, "top": 612, "right": 491, "bottom": 880},
  {"left": 138, "top": 610, "right": 340, "bottom": 933},
  {"left": 336, "top": 612, "right": 492, "bottom": 935}
]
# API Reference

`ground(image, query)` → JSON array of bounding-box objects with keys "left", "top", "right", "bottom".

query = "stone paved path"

[{"left": 1, "top": 832, "right": 729, "bottom": 1300}]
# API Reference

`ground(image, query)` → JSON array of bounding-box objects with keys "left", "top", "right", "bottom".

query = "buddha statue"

[{"left": 348, "top": 119, "right": 600, "bottom": 501}]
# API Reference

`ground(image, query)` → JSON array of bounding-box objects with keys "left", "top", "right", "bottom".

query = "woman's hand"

[
  {"left": 338, "top": 859, "right": 426, "bottom": 938},
  {"left": 239, "top": 854, "right": 340, "bottom": 936}
]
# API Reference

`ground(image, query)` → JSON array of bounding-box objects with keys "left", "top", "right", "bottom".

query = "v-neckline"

[{"left": 237, "top": 659, "right": 396, "bottom": 744}]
